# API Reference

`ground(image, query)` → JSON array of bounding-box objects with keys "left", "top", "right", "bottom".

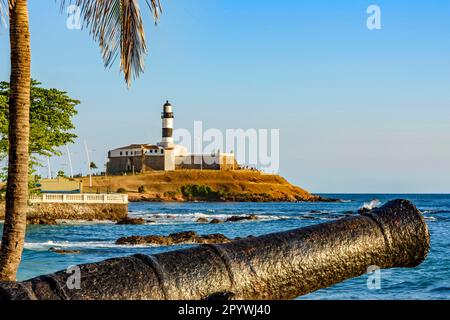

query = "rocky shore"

[
  {"left": 83, "top": 170, "right": 340, "bottom": 203},
  {"left": 0, "top": 202, "right": 128, "bottom": 224},
  {"left": 128, "top": 192, "right": 337, "bottom": 203},
  {"left": 116, "top": 231, "right": 252, "bottom": 246}
]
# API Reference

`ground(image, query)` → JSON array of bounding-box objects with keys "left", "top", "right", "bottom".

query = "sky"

[{"left": 1, "top": 0, "right": 450, "bottom": 193}]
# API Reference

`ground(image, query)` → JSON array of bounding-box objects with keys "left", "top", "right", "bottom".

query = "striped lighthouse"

[{"left": 161, "top": 100, "right": 174, "bottom": 147}]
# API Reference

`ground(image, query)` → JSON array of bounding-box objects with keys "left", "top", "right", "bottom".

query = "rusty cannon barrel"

[{"left": 0, "top": 199, "right": 430, "bottom": 300}]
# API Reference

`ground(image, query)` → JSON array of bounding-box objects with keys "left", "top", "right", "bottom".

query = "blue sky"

[{"left": 1, "top": 0, "right": 450, "bottom": 193}]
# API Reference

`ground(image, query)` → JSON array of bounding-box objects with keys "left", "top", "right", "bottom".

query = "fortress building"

[{"left": 106, "top": 101, "right": 236, "bottom": 174}]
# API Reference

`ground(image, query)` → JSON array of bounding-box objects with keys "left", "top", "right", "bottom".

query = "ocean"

[{"left": 1, "top": 194, "right": 449, "bottom": 300}]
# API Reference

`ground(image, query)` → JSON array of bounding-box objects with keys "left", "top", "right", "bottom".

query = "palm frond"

[
  {"left": 0, "top": 0, "right": 12, "bottom": 29},
  {"left": 0, "top": 0, "right": 6, "bottom": 25},
  {"left": 60, "top": 0, "right": 162, "bottom": 87}
]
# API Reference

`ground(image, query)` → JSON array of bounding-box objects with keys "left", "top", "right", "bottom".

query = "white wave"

[
  {"left": 57, "top": 220, "right": 115, "bottom": 225},
  {"left": 360, "top": 199, "right": 381, "bottom": 211},
  {"left": 24, "top": 240, "right": 159, "bottom": 250},
  {"left": 128, "top": 211, "right": 288, "bottom": 224},
  {"left": 422, "top": 210, "right": 450, "bottom": 214}
]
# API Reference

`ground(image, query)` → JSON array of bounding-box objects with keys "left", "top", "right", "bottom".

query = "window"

[
  {"left": 126, "top": 151, "right": 128, "bottom": 156},
  {"left": 120, "top": 151, "right": 123, "bottom": 156},
  {"left": 161, "top": 149, "right": 164, "bottom": 154}
]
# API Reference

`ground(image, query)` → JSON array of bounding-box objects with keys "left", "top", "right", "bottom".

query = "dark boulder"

[
  {"left": 116, "top": 231, "right": 232, "bottom": 246},
  {"left": 225, "top": 214, "right": 258, "bottom": 222},
  {"left": 358, "top": 207, "right": 372, "bottom": 214},
  {"left": 27, "top": 217, "right": 57, "bottom": 225},
  {"left": 198, "top": 233, "right": 230, "bottom": 244},
  {"left": 116, "top": 217, "right": 146, "bottom": 225},
  {"left": 49, "top": 247, "right": 80, "bottom": 255}
]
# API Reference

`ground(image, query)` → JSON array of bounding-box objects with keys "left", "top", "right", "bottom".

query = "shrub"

[
  {"left": 117, "top": 187, "right": 127, "bottom": 193},
  {"left": 164, "top": 191, "right": 178, "bottom": 197},
  {"left": 217, "top": 190, "right": 230, "bottom": 199},
  {"left": 180, "top": 184, "right": 218, "bottom": 199},
  {"left": 138, "top": 185, "right": 147, "bottom": 193}
]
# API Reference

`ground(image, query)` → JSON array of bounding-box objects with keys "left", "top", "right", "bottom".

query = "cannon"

[{"left": 0, "top": 199, "right": 430, "bottom": 300}]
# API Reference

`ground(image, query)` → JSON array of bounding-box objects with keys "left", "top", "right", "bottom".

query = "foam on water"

[
  {"left": 129, "top": 211, "right": 290, "bottom": 224},
  {"left": 25, "top": 240, "right": 160, "bottom": 250}
]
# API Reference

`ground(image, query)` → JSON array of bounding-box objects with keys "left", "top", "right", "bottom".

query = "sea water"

[{"left": 1, "top": 194, "right": 449, "bottom": 300}]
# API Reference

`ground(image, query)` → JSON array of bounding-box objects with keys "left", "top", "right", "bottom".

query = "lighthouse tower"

[{"left": 160, "top": 100, "right": 174, "bottom": 148}]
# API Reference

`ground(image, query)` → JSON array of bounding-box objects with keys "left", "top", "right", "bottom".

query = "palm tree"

[{"left": 0, "top": 0, "right": 162, "bottom": 281}]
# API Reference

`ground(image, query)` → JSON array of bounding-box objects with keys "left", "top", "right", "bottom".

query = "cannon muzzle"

[{"left": 0, "top": 199, "right": 430, "bottom": 300}]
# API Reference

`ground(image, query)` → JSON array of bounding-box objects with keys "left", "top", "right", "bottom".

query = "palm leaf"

[
  {"left": 0, "top": 0, "right": 6, "bottom": 25},
  {"left": 60, "top": 0, "right": 162, "bottom": 87},
  {"left": 0, "top": 1, "right": 15, "bottom": 30}
]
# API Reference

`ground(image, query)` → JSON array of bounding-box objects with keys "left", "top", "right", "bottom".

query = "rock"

[
  {"left": 198, "top": 234, "right": 230, "bottom": 244},
  {"left": 210, "top": 219, "right": 222, "bottom": 224},
  {"left": 27, "top": 217, "right": 57, "bottom": 225},
  {"left": 169, "top": 231, "right": 198, "bottom": 243},
  {"left": 117, "top": 235, "right": 172, "bottom": 246},
  {"left": 310, "top": 210, "right": 321, "bottom": 214},
  {"left": 196, "top": 217, "right": 209, "bottom": 223},
  {"left": 234, "top": 235, "right": 255, "bottom": 241},
  {"left": 116, "top": 217, "right": 146, "bottom": 225},
  {"left": 146, "top": 220, "right": 157, "bottom": 224},
  {"left": 49, "top": 247, "right": 80, "bottom": 255},
  {"left": 358, "top": 207, "right": 372, "bottom": 214},
  {"left": 225, "top": 214, "right": 258, "bottom": 222},
  {"left": 116, "top": 231, "right": 232, "bottom": 246}
]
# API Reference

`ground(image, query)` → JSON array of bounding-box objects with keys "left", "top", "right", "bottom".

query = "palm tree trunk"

[{"left": 0, "top": 0, "right": 31, "bottom": 281}]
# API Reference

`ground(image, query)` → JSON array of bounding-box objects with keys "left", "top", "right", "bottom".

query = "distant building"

[{"left": 106, "top": 101, "right": 236, "bottom": 174}]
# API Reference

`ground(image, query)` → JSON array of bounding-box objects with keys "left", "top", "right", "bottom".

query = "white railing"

[{"left": 29, "top": 193, "right": 128, "bottom": 204}]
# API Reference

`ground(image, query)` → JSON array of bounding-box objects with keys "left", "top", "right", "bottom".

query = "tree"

[
  {"left": 0, "top": 80, "right": 79, "bottom": 160},
  {"left": 57, "top": 170, "right": 66, "bottom": 178},
  {"left": 89, "top": 161, "right": 98, "bottom": 174},
  {"left": 0, "top": 0, "right": 162, "bottom": 281}
]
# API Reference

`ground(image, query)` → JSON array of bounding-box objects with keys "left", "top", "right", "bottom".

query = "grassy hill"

[{"left": 82, "top": 170, "right": 325, "bottom": 202}]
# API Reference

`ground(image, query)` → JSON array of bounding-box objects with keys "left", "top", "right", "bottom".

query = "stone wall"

[
  {"left": 107, "top": 156, "right": 166, "bottom": 174},
  {"left": 176, "top": 155, "right": 237, "bottom": 170},
  {"left": 107, "top": 154, "right": 237, "bottom": 174},
  {"left": 144, "top": 156, "right": 165, "bottom": 171},
  {"left": 0, "top": 202, "right": 128, "bottom": 221}
]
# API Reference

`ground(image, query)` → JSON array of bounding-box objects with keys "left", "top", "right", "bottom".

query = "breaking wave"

[
  {"left": 360, "top": 199, "right": 381, "bottom": 211},
  {"left": 129, "top": 212, "right": 290, "bottom": 224},
  {"left": 24, "top": 240, "right": 159, "bottom": 250}
]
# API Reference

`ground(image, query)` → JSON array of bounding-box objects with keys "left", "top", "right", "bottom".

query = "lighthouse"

[
  {"left": 106, "top": 99, "right": 236, "bottom": 173},
  {"left": 161, "top": 100, "right": 174, "bottom": 147}
]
